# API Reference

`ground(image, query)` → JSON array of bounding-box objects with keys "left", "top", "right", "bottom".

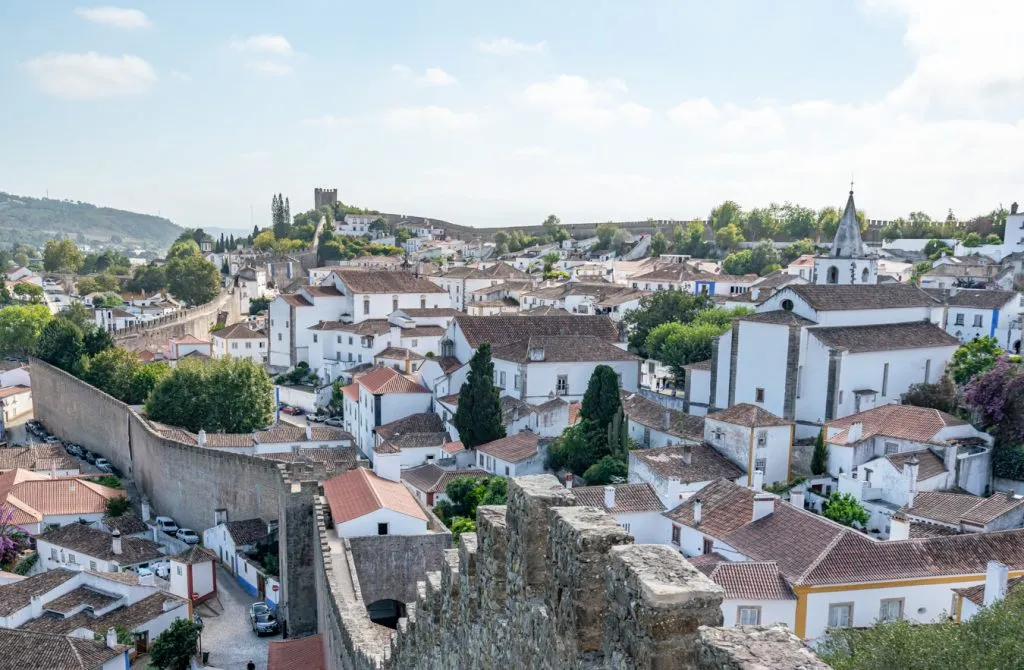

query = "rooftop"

[
  {"left": 223, "top": 518, "right": 269, "bottom": 546},
  {"left": 323, "top": 468, "right": 427, "bottom": 525},
  {"left": 20, "top": 592, "right": 185, "bottom": 637},
  {"left": 620, "top": 391, "right": 705, "bottom": 441},
  {"left": 808, "top": 321, "right": 959, "bottom": 353},
  {"left": 0, "top": 568, "right": 77, "bottom": 616},
  {"left": 214, "top": 322, "right": 266, "bottom": 339},
  {"left": 903, "top": 490, "right": 1024, "bottom": 527},
  {"left": 708, "top": 403, "right": 792, "bottom": 428},
  {"left": 402, "top": 464, "right": 488, "bottom": 494},
  {"left": 477, "top": 432, "right": 539, "bottom": 463},
  {"left": 924, "top": 288, "right": 1019, "bottom": 309},
  {"left": 331, "top": 270, "right": 447, "bottom": 294},
  {"left": 571, "top": 483, "right": 665, "bottom": 514},
  {"left": 885, "top": 449, "right": 947, "bottom": 481},
  {"left": 36, "top": 524, "right": 165, "bottom": 565},
  {"left": 374, "top": 412, "right": 447, "bottom": 451},
  {"left": 955, "top": 576, "right": 1024, "bottom": 607},
  {"left": 0, "top": 628, "right": 128, "bottom": 670},
  {"left": 826, "top": 404, "right": 968, "bottom": 445},
  {"left": 267, "top": 633, "right": 326, "bottom": 670},
  {"left": 0, "top": 470, "right": 124, "bottom": 525},
  {"left": 693, "top": 560, "right": 795, "bottom": 601},
  {"left": 630, "top": 444, "right": 744, "bottom": 484},
  {"left": 454, "top": 315, "right": 620, "bottom": 349},
  {"left": 783, "top": 283, "right": 938, "bottom": 311},
  {"left": 355, "top": 367, "right": 428, "bottom": 395},
  {"left": 490, "top": 335, "right": 637, "bottom": 364}
]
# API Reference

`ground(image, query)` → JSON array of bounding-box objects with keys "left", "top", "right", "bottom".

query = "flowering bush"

[{"left": 963, "top": 356, "right": 1024, "bottom": 444}]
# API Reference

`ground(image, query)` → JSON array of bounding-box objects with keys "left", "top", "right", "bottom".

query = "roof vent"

[{"left": 529, "top": 347, "right": 545, "bottom": 361}]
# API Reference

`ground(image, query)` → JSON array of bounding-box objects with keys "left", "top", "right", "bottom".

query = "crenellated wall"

[
  {"left": 316, "top": 474, "right": 830, "bottom": 670},
  {"left": 112, "top": 288, "right": 240, "bottom": 352}
]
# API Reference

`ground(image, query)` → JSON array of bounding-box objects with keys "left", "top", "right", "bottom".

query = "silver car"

[{"left": 249, "top": 602, "right": 278, "bottom": 635}]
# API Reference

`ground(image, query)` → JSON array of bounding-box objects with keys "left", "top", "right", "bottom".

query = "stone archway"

[{"left": 367, "top": 599, "right": 407, "bottom": 629}]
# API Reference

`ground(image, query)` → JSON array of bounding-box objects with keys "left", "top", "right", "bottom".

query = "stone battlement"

[{"left": 320, "top": 474, "right": 828, "bottom": 669}]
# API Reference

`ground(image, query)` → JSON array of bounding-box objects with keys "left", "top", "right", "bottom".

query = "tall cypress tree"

[
  {"left": 811, "top": 430, "right": 829, "bottom": 475},
  {"left": 453, "top": 343, "right": 506, "bottom": 448}
]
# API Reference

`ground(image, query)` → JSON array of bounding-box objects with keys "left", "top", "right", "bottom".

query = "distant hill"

[{"left": 0, "top": 192, "right": 183, "bottom": 250}]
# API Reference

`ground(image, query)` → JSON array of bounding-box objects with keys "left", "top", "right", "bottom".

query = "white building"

[
  {"left": 202, "top": 518, "right": 270, "bottom": 574},
  {"left": 212, "top": 322, "right": 268, "bottom": 363},
  {"left": 475, "top": 432, "right": 545, "bottom": 477},
  {"left": 518, "top": 282, "right": 647, "bottom": 321},
  {"left": 689, "top": 555, "right": 797, "bottom": 629},
  {"left": 429, "top": 263, "right": 531, "bottom": 311},
  {"left": 627, "top": 264, "right": 755, "bottom": 297},
  {"left": 341, "top": 366, "right": 432, "bottom": 459},
  {"left": 36, "top": 524, "right": 166, "bottom": 575},
  {"left": 163, "top": 335, "right": 212, "bottom": 361},
  {"left": 1, "top": 470, "right": 125, "bottom": 535},
  {"left": 570, "top": 482, "right": 667, "bottom": 544},
  {"left": 628, "top": 444, "right": 745, "bottom": 509},
  {"left": 94, "top": 308, "right": 139, "bottom": 331},
  {"left": 373, "top": 412, "right": 452, "bottom": 468},
  {"left": 168, "top": 545, "right": 218, "bottom": 607},
  {"left": 811, "top": 189, "right": 878, "bottom": 285},
  {"left": 953, "top": 562, "right": 1020, "bottom": 622},
  {"left": 0, "top": 385, "right": 32, "bottom": 424},
  {"left": 151, "top": 422, "right": 352, "bottom": 458},
  {"left": 927, "top": 288, "right": 1023, "bottom": 352},
  {"left": 236, "top": 266, "right": 269, "bottom": 314},
  {"left": 703, "top": 404, "right": 794, "bottom": 488},
  {"left": 621, "top": 390, "right": 705, "bottom": 448},
  {"left": 323, "top": 467, "right": 430, "bottom": 538}
]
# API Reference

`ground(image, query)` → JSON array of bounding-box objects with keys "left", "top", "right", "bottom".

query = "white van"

[{"left": 155, "top": 516, "right": 178, "bottom": 535}]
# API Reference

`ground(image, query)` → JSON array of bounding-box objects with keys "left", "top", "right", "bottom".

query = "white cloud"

[
  {"left": 230, "top": 35, "right": 293, "bottom": 55},
  {"left": 417, "top": 67, "right": 457, "bottom": 86},
  {"left": 24, "top": 51, "right": 156, "bottom": 99},
  {"left": 169, "top": 70, "right": 191, "bottom": 82},
  {"left": 391, "top": 64, "right": 413, "bottom": 76},
  {"left": 385, "top": 106, "right": 481, "bottom": 130},
  {"left": 249, "top": 60, "right": 293, "bottom": 77},
  {"left": 476, "top": 38, "right": 547, "bottom": 55},
  {"left": 522, "top": 75, "right": 651, "bottom": 131},
  {"left": 74, "top": 6, "right": 150, "bottom": 29},
  {"left": 303, "top": 114, "right": 350, "bottom": 128},
  {"left": 514, "top": 147, "right": 550, "bottom": 157}
]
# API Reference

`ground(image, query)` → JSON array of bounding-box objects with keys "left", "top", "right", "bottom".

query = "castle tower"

[
  {"left": 813, "top": 188, "right": 878, "bottom": 285},
  {"left": 314, "top": 187, "right": 338, "bottom": 209}
]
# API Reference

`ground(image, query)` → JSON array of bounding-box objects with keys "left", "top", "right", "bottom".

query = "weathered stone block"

[
  {"left": 696, "top": 625, "right": 831, "bottom": 669},
  {"left": 506, "top": 474, "right": 575, "bottom": 598},
  {"left": 476, "top": 505, "right": 508, "bottom": 608}
]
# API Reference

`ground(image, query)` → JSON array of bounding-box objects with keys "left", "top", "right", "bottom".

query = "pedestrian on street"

[{"left": 247, "top": 662, "right": 256, "bottom": 670}]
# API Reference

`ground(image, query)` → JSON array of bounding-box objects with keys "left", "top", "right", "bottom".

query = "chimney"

[
  {"left": 305, "top": 423, "right": 313, "bottom": 440},
  {"left": 138, "top": 570, "right": 154, "bottom": 586},
  {"left": 790, "top": 486, "right": 805, "bottom": 510},
  {"left": 889, "top": 513, "right": 910, "bottom": 541},
  {"left": 140, "top": 498, "right": 151, "bottom": 522},
  {"left": 693, "top": 498, "right": 702, "bottom": 525},
  {"left": 752, "top": 469, "right": 764, "bottom": 492},
  {"left": 750, "top": 287, "right": 760, "bottom": 301},
  {"left": 565, "top": 473, "right": 573, "bottom": 489},
  {"left": 604, "top": 485, "right": 616, "bottom": 509},
  {"left": 197, "top": 429, "right": 207, "bottom": 447},
  {"left": 949, "top": 286, "right": 959, "bottom": 297},
  {"left": 681, "top": 444, "right": 692, "bottom": 466},
  {"left": 984, "top": 561, "right": 1009, "bottom": 606},
  {"left": 662, "top": 410, "right": 671, "bottom": 431},
  {"left": 905, "top": 455, "right": 920, "bottom": 507},
  {"left": 847, "top": 422, "right": 863, "bottom": 443},
  {"left": 30, "top": 595, "right": 43, "bottom": 618},
  {"left": 752, "top": 492, "right": 775, "bottom": 522},
  {"left": 106, "top": 627, "right": 118, "bottom": 649},
  {"left": 111, "top": 529, "right": 122, "bottom": 556}
]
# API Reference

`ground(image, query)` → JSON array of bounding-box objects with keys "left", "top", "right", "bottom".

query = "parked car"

[
  {"left": 281, "top": 406, "right": 304, "bottom": 416},
  {"left": 152, "top": 562, "right": 170, "bottom": 579},
  {"left": 94, "top": 458, "right": 112, "bottom": 473},
  {"left": 155, "top": 516, "right": 178, "bottom": 535},
  {"left": 250, "top": 603, "right": 278, "bottom": 635},
  {"left": 175, "top": 528, "right": 200, "bottom": 545},
  {"left": 307, "top": 413, "right": 326, "bottom": 423},
  {"left": 64, "top": 444, "right": 83, "bottom": 458},
  {"left": 43, "top": 435, "right": 61, "bottom": 444},
  {"left": 325, "top": 417, "right": 344, "bottom": 427},
  {"left": 81, "top": 450, "right": 97, "bottom": 464}
]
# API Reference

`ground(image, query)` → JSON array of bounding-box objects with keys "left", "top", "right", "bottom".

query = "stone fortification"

[
  {"left": 318, "top": 474, "right": 829, "bottom": 669},
  {"left": 113, "top": 288, "right": 240, "bottom": 352}
]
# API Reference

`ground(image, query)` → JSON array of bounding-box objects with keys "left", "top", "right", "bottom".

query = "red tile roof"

[
  {"left": 903, "top": 490, "right": 1024, "bottom": 527},
  {"left": 331, "top": 270, "right": 447, "bottom": 294},
  {"left": 630, "top": 444, "right": 744, "bottom": 484},
  {"left": 885, "top": 449, "right": 947, "bottom": 481},
  {"left": 356, "top": 367, "right": 427, "bottom": 395},
  {"left": 695, "top": 561, "right": 795, "bottom": 601},
  {"left": 826, "top": 404, "right": 968, "bottom": 445},
  {"left": 572, "top": 483, "right": 665, "bottom": 513},
  {"left": 707, "top": 404, "right": 792, "bottom": 428},
  {"left": 323, "top": 468, "right": 427, "bottom": 525},
  {"left": 268, "top": 633, "right": 326, "bottom": 670},
  {"left": 476, "top": 432, "right": 539, "bottom": 463},
  {"left": 401, "top": 464, "right": 488, "bottom": 494},
  {"left": 955, "top": 576, "right": 1024, "bottom": 607}
]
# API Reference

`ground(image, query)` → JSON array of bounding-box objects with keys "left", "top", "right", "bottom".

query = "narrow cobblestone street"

[{"left": 195, "top": 565, "right": 275, "bottom": 669}]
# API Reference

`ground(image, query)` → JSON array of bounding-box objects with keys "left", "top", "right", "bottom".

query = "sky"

[{"left": 1, "top": 1, "right": 1024, "bottom": 231}]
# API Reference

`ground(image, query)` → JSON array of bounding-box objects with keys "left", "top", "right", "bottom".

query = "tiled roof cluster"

[
  {"left": 332, "top": 270, "right": 447, "bottom": 294},
  {"left": 620, "top": 391, "right": 705, "bottom": 441},
  {"left": 355, "top": 366, "right": 428, "bottom": 395},
  {"left": 36, "top": 524, "right": 165, "bottom": 565},
  {"left": 785, "top": 283, "right": 938, "bottom": 311},
  {"left": 267, "top": 633, "right": 327, "bottom": 670},
  {"left": 0, "top": 569, "right": 78, "bottom": 616},
  {"left": 903, "top": 490, "right": 1024, "bottom": 527},
  {"left": 885, "top": 449, "right": 947, "bottom": 481},
  {"left": 925, "top": 288, "right": 1018, "bottom": 309},
  {"left": 0, "top": 628, "right": 128, "bottom": 669},
  {"left": 20, "top": 592, "right": 185, "bottom": 637},
  {"left": 571, "top": 483, "right": 665, "bottom": 513},
  {"left": 374, "top": 413, "right": 447, "bottom": 452},
  {"left": 0, "top": 444, "right": 78, "bottom": 473},
  {"left": 402, "top": 464, "right": 488, "bottom": 494},
  {"left": 308, "top": 319, "right": 392, "bottom": 335},
  {"left": 630, "top": 444, "right": 744, "bottom": 484},
  {"left": 693, "top": 560, "right": 795, "bottom": 601},
  {"left": 490, "top": 335, "right": 637, "bottom": 364},
  {"left": 454, "top": 315, "right": 620, "bottom": 348},
  {"left": 0, "top": 469, "right": 124, "bottom": 526},
  {"left": 826, "top": 404, "right": 968, "bottom": 445},
  {"left": 477, "top": 432, "right": 539, "bottom": 463},
  {"left": 323, "top": 468, "right": 427, "bottom": 525}
]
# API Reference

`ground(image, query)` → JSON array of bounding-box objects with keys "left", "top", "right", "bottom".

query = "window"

[
  {"left": 90, "top": 560, "right": 97, "bottom": 571},
  {"left": 499, "top": 371, "right": 506, "bottom": 388},
  {"left": 671, "top": 525, "right": 681, "bottom": 545},
  {"left": 312, "top": 334, "right": 318, "bottom": 344},
  {"left": 363, "top": 299, "right": 370, "bottom": 315},
  {"left": 781, "top": 299, "right": 794, "bottom": 311},
  {"left": 702, "top": 537, "right": 714, "bottom": 554},
  {"left": 955, "top": 313, "right": 964, "bottom": 326},
  {"left": 713, "top": 429, "right": 724, "bottom": 441},
  {"left": 392, "top": 297, "right": 399, "bottom": 312},
  {"left": 755, "top": 457, "right": 767, "bottom": 473},
  {"left": 478, "top": 452, "right": 484, "bottom": 466},
  {"left": 337, "top": 335, "right": 342, "bottom": 344},
  {"left": 411, "top": 339, "right": 418, "bottom": 347},
  {"left": 556, "top": 375, "right": 568, "bottom": 395},
  {"left": 924, "top": 358, "right": 931, "bottom": 383},
  {"left": 643, "top": 427, "right": 651, "bottom": 447},
  {"left": 177, "top": 565, "right": 183, "bottom": 576},
  {"left": 648, "top": 362, "right": 656, "bottom": 374},
  {"left": 245, "top": 342, "right": 252, "bottom": 349},
  {"left": 838, "top": 390, "right": 844, "bottom": 405},
  {"left": 68, "top": 553, "right": 76, "bottom": 564},
  {"left": 504, "top": 466, "right": 510, "bottom": 476},
  {"left": 973, "top": 314, "right": 983, "bottom": 327},
  {"left": 756, "top": 431, "right": 767, "bottom": 447},
  {"left": 828, "top": 603, "right": 853, "bottom": 628},
  {"left": 285, "top": 321, "right": 289, "bottom": 328},
  {"left": 737, "top": 607, "right": 761, "bottom": 626},
  {"left": 879, "top": 599, "right": 903, "bottom": 623},
  {"left": 755, "top": 388, "right": 765, "bottom": 403},
  {"left": 884, "top": 441, "right": 899, "bottom": 455},
  {"left": 621, "top": 522, "right": 631, "bottom": 533},
  {"left": 349, "top": 336, "right": 353, "bottom": 345},
  {"left": 827, "top": 266, "right": 839, "bottom": 284},
  {"left": 277, "top": 333, "right": 282, "bottom": 341},
  {"left": 420, "top": 296, "right": 426, "bottom": 308},
  {"left": 50, "top": 548, "right": 57, "bottom": 561},
  {"left": 514, "top": 374, "right": 521, "bottom": 390},
  {"left": 377, "top": 523, "right": 389, "bottom": 536},
  {"left": 861, "top": 267, "right": 869, "bottom": 283},
  {"left": 882, "top": 362, "right": 889, "bottom": 396},
  {"left": 796, "top": 366, "right": 802, "bottom": 398}
]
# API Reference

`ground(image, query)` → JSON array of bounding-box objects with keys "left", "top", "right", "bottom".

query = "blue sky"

[{"left": 1, "top": 1, "right": 1022, "bottom": 230}]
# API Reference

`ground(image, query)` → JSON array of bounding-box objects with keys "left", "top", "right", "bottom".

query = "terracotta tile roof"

[
  {"left": 631, "top": 444, "right": 744, "bottom": 484},
  {"left": 630, "top": 264, "right": 746, "bottom": 284},
  {"left": 21, "top": 592, "right": 186, "bottom": 637},
  {"left": 0, "top": 385, "right": 30, "bottom": 400},
  {"left": 520, "top": 305, "right": 571, "bottom": 316},
  {"left": 431, "top": 356, "right": 462, "bottom": 373},
  {"left": 323, "top": 468, "right": 427, "bottom": 525},
  {"left": 739, "top": 310, "right": 816, "bottom": 326},
  {"left": 442, "top": 441, "right": 465, "bottom": 454},
  {"left": 356, "top": 367, "right": 427, "bottom": 394},
  {"left": 0, "top": 569, "right": 78, "bottom": 616},
  {"left": 214, "top": 322, "right": 266, "bottom": 339},
  {"left": 258, "top": 447, "right": 354, "bottom": 475},
  {"left": 477, "top": 432, "right": 539, "bottom": 463},
  {"left": 665, "top": 480, "right": 756, "bottom": 538},
  {"left": 826, "top": 405, "right": 968, "bottom": 445},
  {"left": 620, "top": 391, "right": 705, "bottom": 441},
  {"left": 809, "top": 321, "right": 959, "bottom": 353},
  {"left": 36, "top": 524, "right": 165, "bottom": 565},
  {"left": 683, "top": 359, "right": 712, "bottom": 371},
  {"left": 101, "top": 514, "right": 147, "bottom": 535},
  {"left": 332, "top": 270, "right": 447, "bottom": 294},
  {"left": 342, "top": 384, "right": 359, "bottom": 402},
  {"left": 400, "top": 325, "right": 445, "bottom": 338},
  {"left": 43, "top": 585, "right": 120, "bottom": 615},
  {"left": 402, "top": 464, "right": 488, "bottom": 494},
  {"left": 280, "top": 294, "right": 313, "bottom": 307},
  {"left": 268, "top": 633, "right": 326, "bottom": 670},
  {"left": 955, "top": 575, "right": 1024, "bottom": 607},
  {"left": 903, "top": 490, "right": 1024, "bottom": 527},
  {"left": 572, "top": 483, "right": 666, "bottom": 513},
  {"left": 454, "top": 315, "right": 620, "bottom": 348},
  {"left": 926, "top": 288, "right": 1018, "bottom": 309},
  {"left": 785, "top": 283, "right": 938, "bottom": 311},
  {"left": 0, "top": 628, "right": 128, "bottom": 669},
  {"left": 375, "top": 413, "right": 446, "bottom": 448},
  {"left": 308, "top": 319, "right": 391, "bottom": 335},
  {"left": 697, "top": 561, "right": 796, "bottom": 600},
  {"left": 688, "top": 551, "right": 729, "bottom": 568},
  {"left": 0, "top": 445, "right": 74, "bottom": 471},
  {"left": 491, "top": 335, "right": 638, "bottom": 364},
  {"left": 908, "top": 521, "right": 963, "bottom": 539},
  {"left": 174, "top": 545, "right": 217, "bottom": 565},
  {"left": 377, "top": 347, "right": 424, "bottom": 361},
  {"left": 398, "top": 308, "right": 460, "bottom": 317},
  {"left": 437, "top": 393, "right": 459, "bottom": 406},
  {"left": 253, "top": 424, "right": 349, "bottom": 444},
  {"left": 223, "top": 518, "right": 269, "bottom": 546},
  {"left": 303, "top": 285, "right": 343, "bottom": 297},
  {"left": 439, "top": 263, "right": 529, "bottom": 281},
  {"left": 708, "top": 403, "right": 792, "bottom": 428},
  {"left": 0, "top": 471, "right": 124, "bottom": 519},
  {"left": 885, "top": 450, "right": 947, "bottom": 481}
]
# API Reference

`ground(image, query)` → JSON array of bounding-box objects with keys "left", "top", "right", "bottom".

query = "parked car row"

[
  {"left": 26, "top": 420, "right": 124, "bottom": 476},
  {"left": 154, "top": 516, "right": 199, "bottom": 544}
]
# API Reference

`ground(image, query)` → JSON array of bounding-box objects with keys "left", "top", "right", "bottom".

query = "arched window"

[
  {"left": 827, "top": 266, "right": 839, "bottom": 284},
  {"left": 861, "top": 267, "right": 870, "bottom": 283},
  {"left": 440, "top": 339, "right": 454, "bottom": 357}
]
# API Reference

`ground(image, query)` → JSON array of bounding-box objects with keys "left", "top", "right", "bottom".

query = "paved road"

[{"left": 198, "top": 565, "right": 274, "bottom": 669}]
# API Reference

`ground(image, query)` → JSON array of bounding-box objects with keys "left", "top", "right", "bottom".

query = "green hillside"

[{"left": 0, "top": 192, "right": 183, "bottom": 249}]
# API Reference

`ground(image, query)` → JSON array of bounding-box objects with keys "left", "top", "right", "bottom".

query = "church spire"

[{"left": 830, "top": 187, "right": 865, "bottom": 258}]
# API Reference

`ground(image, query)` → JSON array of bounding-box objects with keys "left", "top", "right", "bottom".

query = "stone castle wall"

[
  {"left": 113, "top": 288, "right": 240, "bottom": 352},
  {"left": 318, "top": 474, "right": 829, "bottom": 670}
]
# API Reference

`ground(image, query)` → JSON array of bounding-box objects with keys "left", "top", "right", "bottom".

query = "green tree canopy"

[
  {"left": 710, "top": 200, "right": 742, "bottom": 231},
  {"left": 595, "top": 223, "right": 618, "bottom": 250},
  {"left": 84, "top": 347, "right": 141, "bottom": 401},
  {"left": 149, "top": 618, "right": 200, "bottom": 670},
  {"left": 34, "top": 318, "right": 85, "bottom": 374},
  {"left": 582, "top": 455, "right": 628, "bottom": 485},
  {"left": 126, "top": 362, "right": 171, "bottom": 405},
  {"left": 59, "top": 302, "right": 94, "bottom": 332},
  {"left": 145, "top": 358, "right": 274, "bottom": 432},
  {"left": 42, "top": 238, "right": 83, "bottom": 273},
  {"left": 125, "top": 264, "right": 166, "bottom": 293},
  {"left": 649, "top": 231, "right": 668, "bottom": 257},
  {"left": 645, "top": 320, "right": 727, "bottom": 377},
  {"left": 547, "top": 366, "right": 627, "bottom": 477},
  {"left": 165, "top": 251, "right": 220, "bottom": 306},
  {"left": 673, "top": 221, "right": 710, "bottom": 257},
  {"left": 901, "top": 375, "right": 958, "bottom": 414},
  {"left": 542, "top": 214, "right": 569, "bottom": 242},
  {"left": 0, "top": 304, "right": 51, "bottom": 356},
  {"left": 780, "top": 238, "right": 818, "bottom": 265},
  {"left": 452, "top": 343, "right": 506, "bottom": 448},
  {"left": 621, "top": 290, "right": 714, "bottom": 357},
  {"left": 948, "top": 336, "right": 1002, "bottom": 385},
  {"left": 811, "top": 430, "right": 829, "bottom": 475},
  {"left": 83, "top": 326, "right": 115, "bottom": 357},
  {"left": 821, "top": 492, "right": 869, "bottom": 528},
  {"left": 12, "top": 283, "right": 43, "bottom": 302},
  {"left": 715, "top": 223, "right": 744, "bottom": 252}
]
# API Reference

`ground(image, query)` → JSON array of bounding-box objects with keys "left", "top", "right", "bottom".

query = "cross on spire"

[{"left": 849, "top": 174, "right": 854, "bottom": 194}]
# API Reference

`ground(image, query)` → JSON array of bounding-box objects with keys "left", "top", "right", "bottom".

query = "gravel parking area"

[{"left": 197, "top": 565, "right": 274, "bottom": 669}]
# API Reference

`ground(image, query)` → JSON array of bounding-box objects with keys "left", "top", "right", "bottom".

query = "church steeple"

[{"left": 830, "top": 188, "right": 865, "bottom": 258}]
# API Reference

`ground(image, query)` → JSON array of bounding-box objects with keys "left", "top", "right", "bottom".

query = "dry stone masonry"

[{"left": 323, "top": 474, "right": 829, "bottom": 669}]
